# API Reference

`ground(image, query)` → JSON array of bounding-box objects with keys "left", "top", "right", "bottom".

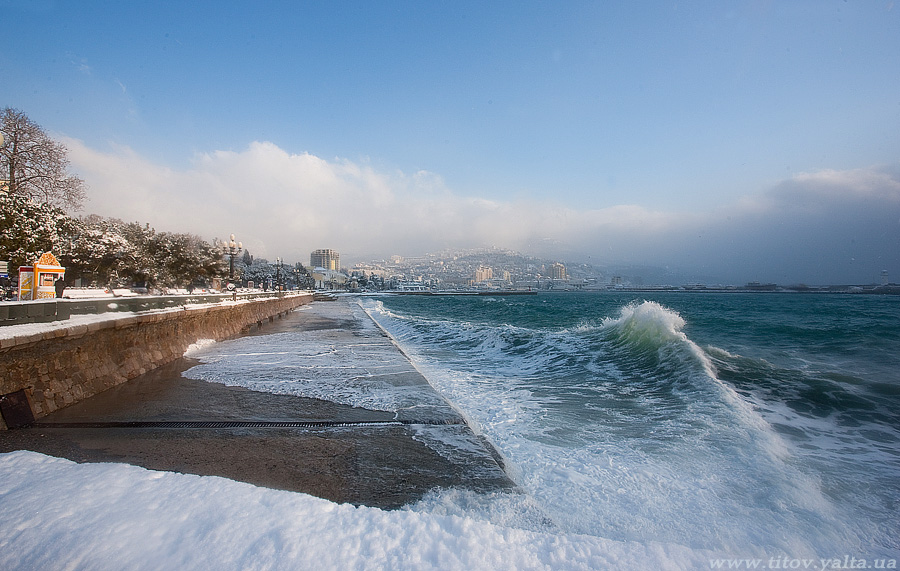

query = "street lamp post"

[
  {"left": 274, "top": 258, "right": 284, "bottom": 292},
  {"left": 219, "top": 234, "right": 243, "bottom": 282}
]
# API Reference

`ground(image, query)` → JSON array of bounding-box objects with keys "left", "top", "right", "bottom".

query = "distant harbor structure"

[
  {"left": 310, "top": 249, "right": 340, "bottom": 271},
  {"left": 882, "top": 270, "right": 889, "bottom": 286}
]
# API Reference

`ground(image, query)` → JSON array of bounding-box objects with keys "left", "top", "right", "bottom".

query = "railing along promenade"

[{"left": 0, "top": 291, "right": 291, "bottom": 327}]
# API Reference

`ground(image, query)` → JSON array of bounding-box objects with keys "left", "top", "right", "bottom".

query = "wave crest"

[
  {"left": 601, "top": 300, "right": 727, "bottom": 389},
  {"left": 602, "top": 301, "right": 688, "bottom": 347}
]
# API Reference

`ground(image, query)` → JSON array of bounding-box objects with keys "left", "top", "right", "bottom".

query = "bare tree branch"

[{"left": 0, "top": 107, "right": 87, "bottom": 210}]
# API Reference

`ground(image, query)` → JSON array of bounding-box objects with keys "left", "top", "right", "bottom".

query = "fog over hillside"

[{"left": 70, "top": 140, "right": 899, "bottom": 286}]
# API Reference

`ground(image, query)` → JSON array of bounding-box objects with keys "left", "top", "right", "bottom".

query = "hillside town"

[{"left": 320, "top": 248, "right": 899, "bottom": 295}]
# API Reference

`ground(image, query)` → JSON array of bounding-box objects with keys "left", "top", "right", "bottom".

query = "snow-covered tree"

[
  {"left": 0, "top": 192, "right": 77, "bottom": 272},
  {"left": 239, "top": 255, "right": 275, "bottom": 288},
  {"left": 60, "top": 216, "right": 224, "bottom": 289},
  {"left": 60, "top": 216, "right": 141, "bottom": 287},
  {"left": 148, "top": 231, "right": 223, "bottom": 288},
  {"left": 291, "top": 262, "right": 313, "bottom": 289}
]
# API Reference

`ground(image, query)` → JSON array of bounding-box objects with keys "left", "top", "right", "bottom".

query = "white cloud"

[
  {"left": 65, "top": 138, "right": 900, "bottom": 284},
  {"left": 787, "top": 167, "right": 900, "bottom": 200},
  {"left": 66, "top": 139, "right": 623, "bottom": 261}
]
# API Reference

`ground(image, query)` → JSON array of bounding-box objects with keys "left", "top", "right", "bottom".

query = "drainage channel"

[{"left": 31, "top": 419, "right": 465, "bottom": 429}]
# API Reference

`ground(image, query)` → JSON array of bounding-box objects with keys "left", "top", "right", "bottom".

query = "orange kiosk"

[{"left": 18, "top": 252, "right": 65, "bottom": 300}]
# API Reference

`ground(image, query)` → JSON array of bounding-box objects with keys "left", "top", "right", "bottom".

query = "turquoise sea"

[{"left": 361, "top": 292, "right": 900, "bottom": 558}]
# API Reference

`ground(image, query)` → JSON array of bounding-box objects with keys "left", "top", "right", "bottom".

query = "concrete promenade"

[
  {"left": 0, "top": 299, "right": 514, "bottom": 509},
  {"left": 1, "top": 293, "right": 312, "bottom": 424}
]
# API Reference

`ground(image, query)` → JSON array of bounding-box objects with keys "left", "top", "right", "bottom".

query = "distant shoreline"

[
  {"left": 375, "top": 286, "right": 900, "bottom": 296},
  {"left": 387, "top": 290, "right": 537, "bottom": 296}
]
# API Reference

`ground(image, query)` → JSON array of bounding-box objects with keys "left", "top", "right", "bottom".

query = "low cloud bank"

[{"left": 67, "top": 139, "right": 899, "bottom": 285}]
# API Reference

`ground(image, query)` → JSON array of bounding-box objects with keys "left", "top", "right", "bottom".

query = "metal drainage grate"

[{"left": 31, "top": 419, "right": 465, "bottom": 429}]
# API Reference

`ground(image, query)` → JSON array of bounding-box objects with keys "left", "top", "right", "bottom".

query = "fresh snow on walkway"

[{"left": 0, "top": 451, "right": 705, "bottom": 570}]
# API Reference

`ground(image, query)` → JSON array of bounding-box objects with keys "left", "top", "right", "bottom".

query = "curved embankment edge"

[
  {"left": 356, "top": 301, "right": 515, "bottom": 478},
  {"left": 0, "top": 293, "right": 313, "bottom": 429}
]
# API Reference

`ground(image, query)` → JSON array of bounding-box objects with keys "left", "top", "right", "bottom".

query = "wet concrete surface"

[{"left": 0, "top": 299, "right": 515, "bottom": 509}]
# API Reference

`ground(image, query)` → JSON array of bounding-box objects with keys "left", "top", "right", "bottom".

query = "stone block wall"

[{"left": 0, "top": 293, "right": 313, "bottom": 429}]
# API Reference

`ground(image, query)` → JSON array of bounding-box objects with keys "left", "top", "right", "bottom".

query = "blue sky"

[{"left": 4, "top": 1, "right": 899, "bottom": 283}]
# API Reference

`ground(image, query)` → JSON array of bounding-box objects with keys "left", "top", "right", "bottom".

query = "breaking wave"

[{"left": 362, "top": 295, "right": 893, "bottom": 556}]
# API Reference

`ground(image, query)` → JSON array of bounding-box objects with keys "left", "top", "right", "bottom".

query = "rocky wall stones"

[{"left": 0, "top": 294, "right": 313, "bottom": 429}]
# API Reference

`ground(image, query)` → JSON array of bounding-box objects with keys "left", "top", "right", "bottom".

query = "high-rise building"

[
  {"left": 549, "top": 262, "right": 568, "bottom": 280},
  {"left": 475, "top": 266, "right": 493, "bottom": 282},
  {"left": 310, "top": 249, "right": 340, "bottom": 271}
]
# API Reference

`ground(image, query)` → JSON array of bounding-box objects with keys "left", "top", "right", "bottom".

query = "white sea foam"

[
  {"left": 360, "top": 296, "right": 883, "bottom": 557},
  {"left": 181, "top": 312, "right": 455, "bottom": 416},
  {"left": 183, "top": 338, "right": 216, "bottom": 356}
]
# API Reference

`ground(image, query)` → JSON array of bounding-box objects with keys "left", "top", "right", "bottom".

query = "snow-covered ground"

[{"left": 0, "top": 451, "right": 706, "bottom": 570}]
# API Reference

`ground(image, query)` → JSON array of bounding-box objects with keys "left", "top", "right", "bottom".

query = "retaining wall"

[
  {"left": 0, "top": 291, "right": 291, "bottom": 326},
  {"left": 0, "top": 293, "right": 313, "bottom": 429}
]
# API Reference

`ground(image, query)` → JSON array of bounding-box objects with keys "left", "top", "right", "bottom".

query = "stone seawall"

[{"left": 0, "top": 293, "right": 313, "bottom": 429}]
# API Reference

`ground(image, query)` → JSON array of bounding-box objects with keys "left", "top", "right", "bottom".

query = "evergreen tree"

[
  {"left": 241, "top": 257, "right": 275, "bottom": 288},
  {"left": 0, "top": 192, "right": 77, "bottom": 272},
  {"left": 58, "top": 216, "right": 224, "bottom": 289}
]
